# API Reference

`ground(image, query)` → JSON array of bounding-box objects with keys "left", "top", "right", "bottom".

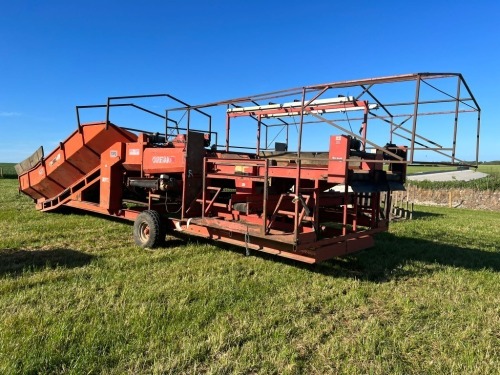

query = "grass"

[
  {"left": 407, "top": 176, "right": 500, "bottom": 191},
  {"left": 407, "top": 164, "right": 500, "bottom": 175},
  {"left": 407, "top": 164, "right": 500, "bottom": 191},
  {"left": 478, "top": 164, "right": 500, "bottom": 176},
  {"left": 0, "top": 163, "right": 17, "bottom": 178},
  {"left": 1, "top": 178, "right": 499, "bottom": 374},
  {"left": 406, "top": 165, "right": 456, "bottom": 174}
]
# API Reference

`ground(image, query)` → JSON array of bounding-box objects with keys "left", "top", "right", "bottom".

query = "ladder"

[{"left": 40, "top": 166, "right": 101, "bottom": 212}]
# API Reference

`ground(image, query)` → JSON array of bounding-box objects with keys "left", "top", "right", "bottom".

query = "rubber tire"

[{"left": 133, "top": 210, "right": 163, "bottom": 248}]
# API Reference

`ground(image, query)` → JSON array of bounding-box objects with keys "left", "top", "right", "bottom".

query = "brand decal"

[
  {"left": 110, "top": 150, "right": 118, "bottom": 157},
  {"left": 129, "top": 148, "right": 140, "bottom": 156},
  {"left": 152, "top": 156, "right": 175, "bottom": 164}
]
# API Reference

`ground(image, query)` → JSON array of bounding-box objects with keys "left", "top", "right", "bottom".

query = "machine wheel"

[{"left": 133, "top": 210, "right": 163, "bottom": 248}]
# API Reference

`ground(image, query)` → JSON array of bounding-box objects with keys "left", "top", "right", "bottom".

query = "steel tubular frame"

[{"left": 166, "top": 72, "right": 480, "bottom": 167}]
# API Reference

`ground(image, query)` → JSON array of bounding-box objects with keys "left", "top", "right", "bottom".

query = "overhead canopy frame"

[{"left": 165, "top": 73, "right": 481, "bottom": 166}]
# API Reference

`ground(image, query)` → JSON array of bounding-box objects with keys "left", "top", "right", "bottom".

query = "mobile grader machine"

[{"left": 17, "top": 73, "right": 480, "bottom": 263}]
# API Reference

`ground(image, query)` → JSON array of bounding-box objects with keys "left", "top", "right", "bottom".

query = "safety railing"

[{"left": 76, "top": 93, "right": 216, "bottom": 144}]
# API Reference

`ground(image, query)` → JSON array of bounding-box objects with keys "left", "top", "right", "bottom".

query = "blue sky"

[{"left": 1, "top": 0, "right": 499, "bottom": 163}]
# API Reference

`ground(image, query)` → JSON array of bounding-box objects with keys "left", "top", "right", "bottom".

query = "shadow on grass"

[
  {"left": 312, "top": 232, "right": 500, "bottom": 282},
  {"left": 388, "top": 210, "right": 443, "bottom": 224},
  {"left": 164, "top": 231, "right": 499, "bottom": 282},
  {"left": 409, "top": 210, "right": 444, "bottom": 220},
  {"left": 26, "top": 208, "right": 491, "bottom": 282},
  {"left": 0, "top": 248, "right": 95, "bottom": 277}
]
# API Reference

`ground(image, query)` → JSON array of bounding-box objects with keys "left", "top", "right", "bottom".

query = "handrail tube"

[
  {"left": 76, "top": 103, "right": 177, "bottom": 130},
  {"left": 105, "top": 93, "right": 211, "bottom": 130}
]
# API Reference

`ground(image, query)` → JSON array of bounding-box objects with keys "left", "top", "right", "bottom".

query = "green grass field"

[
  {"left": 406, "top": 165, "right": 456, "bottom": 174},
  {"left": 1, "top": 178, "right": 499, "bottom": 374},
  {"left": 0, "top": 163, "right": 17, "bottom": 178},
  {"left": 477, "top": 164, "right": 500, "bottom": 176},
  {"left": 407, "top": 164, "right": 500, "bottom": 176},
  {"left": 407, "top": 164, "right": 500, "bottom": 191}
]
